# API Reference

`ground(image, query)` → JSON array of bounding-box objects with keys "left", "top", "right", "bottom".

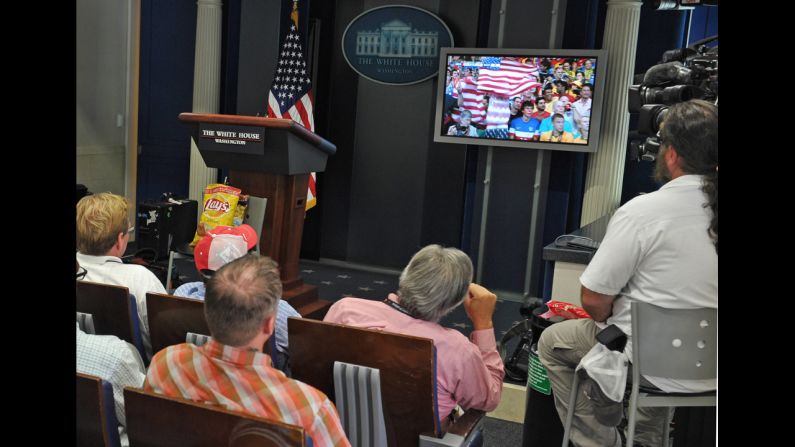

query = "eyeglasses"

[{"left": 76, "top": 266, "right": 88, "bottom": 281}]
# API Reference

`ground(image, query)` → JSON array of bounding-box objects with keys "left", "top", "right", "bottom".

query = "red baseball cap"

[{"left": 194, "top": 224, "right": 259, "bottom": 273}]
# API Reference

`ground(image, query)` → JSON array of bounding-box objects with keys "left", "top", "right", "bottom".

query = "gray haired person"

[
  {"left": 448, "top": 109, "right": 479, "bottom": 137},
  {"left": 324, "top": 245, "right": 505, "bottom": 429},
  {"left": 396, "top": 244, "right": 474, "bottom": 322}
]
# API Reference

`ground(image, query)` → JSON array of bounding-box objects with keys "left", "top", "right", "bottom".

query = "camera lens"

[{"left": 661, "top": 84, "right": 693, "bottom": 104}]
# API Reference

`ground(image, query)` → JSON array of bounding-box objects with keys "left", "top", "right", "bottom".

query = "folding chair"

[
  {"left": 625, "top": 302, "right": 717, "bottom": 446},
  {"left": 560, "top": 302, "right": 717, "bottom": 447}
]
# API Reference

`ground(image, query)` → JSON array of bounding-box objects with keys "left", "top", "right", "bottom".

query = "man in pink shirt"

[{"left": 323, "top": 244, "right": 505, "bottom": 428}]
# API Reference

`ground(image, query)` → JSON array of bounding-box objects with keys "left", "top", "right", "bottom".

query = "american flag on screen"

[
  {"left": 477, "top": 57, "right": 541, "bottom": 98},
  {"left": 451, "top": 76, "right": 486, "bottom": 124},
  {"left": 266, "top": 0, "right": 317, "bottom": 211}
]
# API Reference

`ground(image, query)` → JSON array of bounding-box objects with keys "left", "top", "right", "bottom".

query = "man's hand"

[{"left": 463, "top": 283, "right": 497, "bottom": 331}]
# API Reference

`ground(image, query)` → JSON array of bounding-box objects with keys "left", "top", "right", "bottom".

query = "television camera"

[{"left": 627, "top": 35, "right": 717, "bottom": 161}]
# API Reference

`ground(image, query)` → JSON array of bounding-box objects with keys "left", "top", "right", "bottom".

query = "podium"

[{"left": 179, "top": 113, "right": 336, "bottom": 319}]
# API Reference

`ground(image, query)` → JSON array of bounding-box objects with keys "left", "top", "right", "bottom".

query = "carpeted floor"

[{"left": 482, "top": 416, "right": 524, "bottom": 446}]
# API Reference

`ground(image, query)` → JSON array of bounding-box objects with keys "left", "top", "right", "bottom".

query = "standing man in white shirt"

[
  {"left": 538, "top": 99, "right": 718, "bottom": 447},
  {"left": 77, "top": 192, "right": 167, "bottom": 360},
  {"left": 571, "top": 83, "right": 593, "bottom": 137}
]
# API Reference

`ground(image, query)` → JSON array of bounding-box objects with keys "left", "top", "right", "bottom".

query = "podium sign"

[{"left": 198, "top": 123, "right": 266, "bottom": 156}]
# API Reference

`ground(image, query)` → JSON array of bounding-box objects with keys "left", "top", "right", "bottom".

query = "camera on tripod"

[{"left": 627, "top": 35, "right": 718, "bottom": 161}]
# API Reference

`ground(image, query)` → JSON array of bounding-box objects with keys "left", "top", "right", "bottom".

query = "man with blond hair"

[
  {"left": 76, "top": 192, "right": 166, "bottom": 360},
  {"left": 146, "top": 255, "right": 350, "bottom": 447}
]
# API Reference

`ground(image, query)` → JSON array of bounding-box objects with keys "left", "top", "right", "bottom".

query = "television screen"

[{"left": 433, "top": 48, "right": 607, "bottom": 153}]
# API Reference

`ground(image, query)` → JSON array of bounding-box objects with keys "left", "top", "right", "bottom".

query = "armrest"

[
  {"left": 418, "top": 409, "right": 486, "bottom": 447},
  {"left": 446, "top": 409, "right": 485, "bottom": 437}
]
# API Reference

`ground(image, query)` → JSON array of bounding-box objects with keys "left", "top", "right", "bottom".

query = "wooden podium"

[{"left": 179, "top": 113, "right": 336, "bottom": 319}]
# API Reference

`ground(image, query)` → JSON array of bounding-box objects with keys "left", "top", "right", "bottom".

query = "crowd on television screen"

[{"left": 442, "top": 56, "right": 595, "bottom": 144}]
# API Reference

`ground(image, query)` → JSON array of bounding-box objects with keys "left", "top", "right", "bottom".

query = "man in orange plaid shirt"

[{"left": 145, "top": 254, "right": 350, "bottom": 446}]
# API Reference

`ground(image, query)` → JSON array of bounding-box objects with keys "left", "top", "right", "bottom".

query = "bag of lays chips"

[{"left": 190, "top": 183, "right": 242, "bottom": 246}]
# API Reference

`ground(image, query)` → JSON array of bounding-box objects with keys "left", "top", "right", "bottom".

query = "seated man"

[
  {"left": 539, "top": 113, "right": 575, "bottom": 143},
  {"left": 323, "top": 244, "right": 504, "bottom": 428},
  {"left": 77, "top": 192, "right": 167, "bottom": 360},
  {"left": 447, "top": 109, "right": 479, "bottom": 137},
  {"left": 538, "top": 100, "right": 718, "bottom": 447},
  {"left": 145, "top": 254, "right": 349, "bottom": 447},
  {"left": 173, "top": 224, "right": 301, "bottom": 358},
  {"left": 508, "top": 101, "right": 541, "bottom": 140},
  {"left": 538, "top": 96, "right": 577, "bottom": 136},
  {"left": 77, "top": 323, "right": 146, "bottom": 447}
]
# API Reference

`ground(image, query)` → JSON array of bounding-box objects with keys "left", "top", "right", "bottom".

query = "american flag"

[
  {"left": 266, "top": 1, "right": 317, "bottom": 210},
  {"left": 451, "top": 76, "right": 486, "bottom": 125},
  {"left": 477, "top": 57, "right": 541, "bottom": 98}
]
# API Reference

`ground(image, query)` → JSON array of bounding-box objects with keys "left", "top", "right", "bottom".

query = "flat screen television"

[{"left": 433, "top": 47, "right": 608, "bottom": 153}]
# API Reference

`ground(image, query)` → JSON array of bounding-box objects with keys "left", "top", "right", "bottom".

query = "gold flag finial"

[{"left": 291, "top": 0, "right": 299, "bottom": 27}]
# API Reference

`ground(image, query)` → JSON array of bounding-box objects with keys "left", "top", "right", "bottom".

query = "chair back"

[
  {"left": 76, "top": 281, "right": 138, "bottom": 348},
  {"left": 76, "top": 372, "right": 121, "bottom": 447},
  {"left": 146, "top": 292, "right": 209, "bottom": 354},
  {"left": 289, "top": 318, "right": 438, "bottom": 447},
  {"left": 186, "top": 331, "right": 211, "bottom": 346},
  {"left": 124, "top": 387, "right": 306, "bottom": 447},
  {"left": 146, "top": 292, "right": 276, "bottom": 358},
  {"left": 243, "top": 195, "right": 268, "bottom": 253},
  {"left": 630, "top": 301, "right": 717, "bottom": 380},
  {"left": 333, "top": 361, "right": 388, "bottom": 447}
]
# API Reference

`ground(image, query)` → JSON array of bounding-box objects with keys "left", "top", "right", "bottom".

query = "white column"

[
  {"left": 188, "top": 0, "right": 222, "bottom": 205},
  {"left": 580, "top": 0, "right": 642, "bottom": 226}
]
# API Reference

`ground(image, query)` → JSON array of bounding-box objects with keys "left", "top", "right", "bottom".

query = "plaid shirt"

[
  {"left": 77, "top": 324, "right": 146, "bottom": 447},
  {"left": 145, "top": 339, "right": 350, "bottom": 447}
]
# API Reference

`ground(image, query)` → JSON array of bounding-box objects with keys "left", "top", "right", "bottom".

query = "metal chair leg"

[
  {"left": 625, "top": 383, "right": 640, "bottom": 447},
  {"left": 166, "top": 251, "right": 176, "bottom": 292},
  {"left": 561, "top": 373, "right": 580, "bottom": 447}
]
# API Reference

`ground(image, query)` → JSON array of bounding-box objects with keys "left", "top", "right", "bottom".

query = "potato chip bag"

[
  {"left": 190, "top": 183, "right": 241, "bottom": 246},
  {"left": 542, "top": 300, "right": 592, "bottom": 320}
]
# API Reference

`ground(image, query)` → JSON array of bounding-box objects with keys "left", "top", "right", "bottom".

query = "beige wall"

[{"left": 76, "top": 0, "right": 130, "bottom": 196}]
